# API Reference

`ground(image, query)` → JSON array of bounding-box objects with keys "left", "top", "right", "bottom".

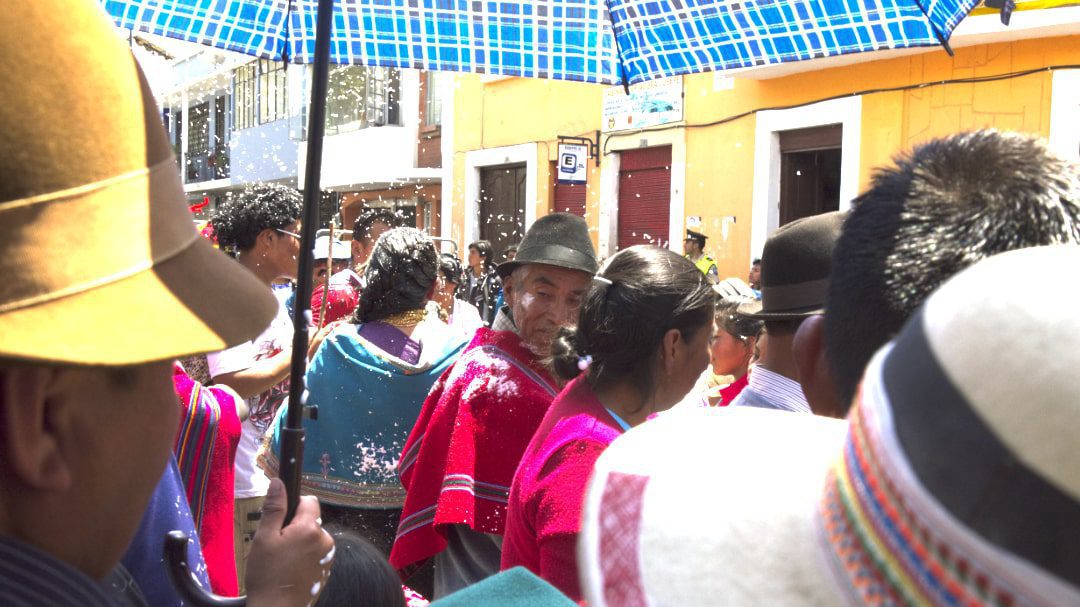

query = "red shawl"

[
  {"left": 172, "top": 363, "right": 241, "bottom": 596},
  {"left": 389, "top": 329, "right": 559, "bottom": 576}
]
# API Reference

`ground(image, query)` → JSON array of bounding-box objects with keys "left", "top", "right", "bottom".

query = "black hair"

[
  {"left": 315, "top": 526, "right": 405, "bottom": 607},
  {"left": 468, "top": 240, "right": 494, "bottom": 268},
  {"left": 352, "top": 208, "right": 404, "bottom": 246},
  {"left": 825, "top": 130, "right": 1080, "bottom": 411},
  {"left": 209, "top": 183, "right": 303, "bottom": 253},
  {"left": 438, "top": 253, "right": 465, "bottom": 286},
  {"left": 716, "top": 297, "right": 763, "bottom": 341},
  {"left": 550, "top": 246, "right": 715, "bottom": 411},
  {"left": 751, "top": 258, "right": 761, "bottom": 266},
  {"left": 354, "top": 227, "right": 439, "bottom": 324}
]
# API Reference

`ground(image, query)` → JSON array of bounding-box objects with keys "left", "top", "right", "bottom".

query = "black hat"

[
  {"left": 497, "top": 213, "right": 598, "bottom": 279},
  {"left": 685, "top": 229, "right": 707, "bottom": 245},
  {"left": 737, "top": 211, "right": 844, "bottom": 320}
]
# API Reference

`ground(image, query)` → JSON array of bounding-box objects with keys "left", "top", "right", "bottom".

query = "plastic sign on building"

[
  {"left": 557, "top": 142, "right": 589, "bottom": 184},
  {"left": 602, "top": 76, "right": 684, "bottom": 132}
]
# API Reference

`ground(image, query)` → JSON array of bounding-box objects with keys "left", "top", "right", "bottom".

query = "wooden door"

[
  {"left": 479, "top": 164, "right": 526, "bottom": 256},
  {"left": 778, "top": 125, "right": 842, "bottom": 226}
]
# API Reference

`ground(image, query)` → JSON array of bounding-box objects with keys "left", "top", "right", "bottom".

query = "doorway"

[
  {"left": 778, "top": 125, "right": 842, "bottom": 226},
  {"left": 479, "top": 163, "right": 527, "bottom": 257}
]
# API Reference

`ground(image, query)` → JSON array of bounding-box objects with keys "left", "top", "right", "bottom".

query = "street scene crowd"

[{"left": 3, "top": 2, "right": 1080, "bottom": 607}]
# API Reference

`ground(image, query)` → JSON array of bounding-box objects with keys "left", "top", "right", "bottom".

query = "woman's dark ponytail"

[{"left": 549, "top": 325, "right": 584, "bottom": 383}]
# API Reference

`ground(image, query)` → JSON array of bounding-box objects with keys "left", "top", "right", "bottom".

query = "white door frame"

[
  {"left": 750, "top": 96, "right": 862, "bottom": 258},
  {"left": 598, "top": 130, "right": 686, "bottom": 258},
  {"left": 463, "top": 143, "right": 538, "bottom": 246},
  {"left": 1049, "top": 69, "right": 1080, "bottom": 162}
]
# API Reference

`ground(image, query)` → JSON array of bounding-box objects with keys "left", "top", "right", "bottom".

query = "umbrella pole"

[{"left": 280, "top": 0, "right": 335, "bottom": 526}]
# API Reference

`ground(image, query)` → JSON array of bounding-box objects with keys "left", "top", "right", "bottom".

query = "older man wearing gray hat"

[{"left": 391, "top": 213, "right": 597, "bottom": 598}]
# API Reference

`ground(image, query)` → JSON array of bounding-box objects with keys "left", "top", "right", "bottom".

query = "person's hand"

[
  {"left": 245, "top": 479, "right": 334, "bottom": 607},
  {"left": 307, "top": 320, "right": 343, "bottom": 361}
]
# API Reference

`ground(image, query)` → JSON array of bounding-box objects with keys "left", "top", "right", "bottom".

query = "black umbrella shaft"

[{"left": 281, "top": 0, "right": 335, "bottom": 526}]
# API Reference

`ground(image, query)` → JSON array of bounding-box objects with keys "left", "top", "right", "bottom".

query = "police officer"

[{"left": 684, "top": 229, "right": 719, "bottom": 284}]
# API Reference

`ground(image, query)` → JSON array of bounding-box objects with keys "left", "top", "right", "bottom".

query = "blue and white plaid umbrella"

[{"left": 106, "top": 0, "right": 979, "bottom": 86}]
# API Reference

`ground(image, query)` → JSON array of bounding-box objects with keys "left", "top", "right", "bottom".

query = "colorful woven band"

[{"left": 817, "top": 340, "right": 1080, "bottom": 607}]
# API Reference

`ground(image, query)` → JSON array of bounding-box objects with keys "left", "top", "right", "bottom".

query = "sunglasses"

[{"left": 275, "top": 227, "right": 302, "bottom": 240}]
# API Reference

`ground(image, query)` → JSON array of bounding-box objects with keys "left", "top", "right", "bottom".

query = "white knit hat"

[{"left": 579, "top": 245, "right": 1080, "bottom": 607}]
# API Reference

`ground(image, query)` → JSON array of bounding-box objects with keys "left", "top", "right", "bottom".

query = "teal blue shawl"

[{"left": 263, "top": 319, "right": 466, "bottom": 508}]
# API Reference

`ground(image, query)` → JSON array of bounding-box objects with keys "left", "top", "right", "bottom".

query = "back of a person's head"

[
  {"left": 355, "top": 227, "right": 439, "bottom": 323},
  {"left": 210, "top": 183, "right": 303, "bottom": 253},
  {"left": 315, "top": 528, "right": 405, "bottom": 607},
  {"left": 550, "top": 246, "right": 715, "bottom": 411},
  {"left": 825, "top": 130, "right": 1080, "bottom": 409},
  {"left": 352, "top": 208, "right": 404, "bottom": 245},
  {"left": 439, "top": 253, "right": 464, "bottom": 285}
]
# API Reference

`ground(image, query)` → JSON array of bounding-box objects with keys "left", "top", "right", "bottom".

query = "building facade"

[
  {"left": 159, "top": 47, "right": 448, "bottom": 232},
  {"left": 443, "top": 6, "right": 1080, "bottom": 274}
]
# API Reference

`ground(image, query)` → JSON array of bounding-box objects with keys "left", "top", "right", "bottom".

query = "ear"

[
  {"left": 0, "top": 366, "right": 74, "bottom": 492},
  {"left": 501, "top": 275, "right": 517, "bottom": 307},
  {"left": 661, "top": 328, "right": 682, "bottom": 375},
  {"left": 256, "top": 227, "right": 277, "bottom": 253},
  {"left": 793, "top": 315, "right": 845, "bottom": 419}
]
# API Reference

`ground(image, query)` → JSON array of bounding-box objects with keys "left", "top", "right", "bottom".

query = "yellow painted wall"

[
  {"left": 451, "top": 33, "right": 1078, "bottom": 277},
  {"left": 449, "top": 76, "right": 604, "bottom": 252},
  {"left": 676, "top": 34, "right": 1076, "bottom": 279}
]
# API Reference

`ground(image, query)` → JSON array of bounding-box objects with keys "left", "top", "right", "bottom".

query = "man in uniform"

[{"left": 684, "top": 229, "right": 719, "bottom": 283}]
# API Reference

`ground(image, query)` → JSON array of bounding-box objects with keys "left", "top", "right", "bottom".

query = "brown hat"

[
  {"left": 737, "top": 211, "right": 844, "bottom": 320},
  {"left": 0, "top": 1, "right": 277, "bottom": 365}
]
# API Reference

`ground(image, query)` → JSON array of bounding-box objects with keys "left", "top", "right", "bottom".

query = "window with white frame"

[
  {"left": 423, "top": 72, "right": 442, "bottom": 127},
  {"left": 320, "top": 65, "right": 401, "bottom": 136},
  {"left": 233, "top": 62, "right": 256, "bottom": 130},
  {"left": 257, "top": 58, "right": 287, "bottom": 124}
]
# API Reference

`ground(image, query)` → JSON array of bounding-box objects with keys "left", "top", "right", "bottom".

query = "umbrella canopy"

[{"left": 105, "top": 0, "right": 979, "bottom": 86}]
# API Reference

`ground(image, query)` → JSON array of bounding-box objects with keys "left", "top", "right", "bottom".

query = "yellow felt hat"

[{"left": 0, "top": 1, "right": 277, "bottom": 365}]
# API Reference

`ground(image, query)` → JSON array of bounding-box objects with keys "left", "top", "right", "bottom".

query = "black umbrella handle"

[
  {"left": 163, "top": 531, "right": 246, "bottom": 607},
  {"left": 280, "top": 0, "right": 336, "bottom": 524}
]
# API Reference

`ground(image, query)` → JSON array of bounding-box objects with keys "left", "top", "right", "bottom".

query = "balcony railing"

[{"left": 185, "top": 152, "right": 229, "bottom": 183}]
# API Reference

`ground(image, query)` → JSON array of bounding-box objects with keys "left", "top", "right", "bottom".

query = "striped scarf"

[{"left": 174, "top": 370, "right": 220, "bottom": 529}]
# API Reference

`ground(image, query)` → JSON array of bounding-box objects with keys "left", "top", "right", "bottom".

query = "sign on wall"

[
  {"left": 557, "top": 142, "right": 589, "bottom": 184},
  {"left": 602, "top": 76, "right": 683, "bottom": 133}
]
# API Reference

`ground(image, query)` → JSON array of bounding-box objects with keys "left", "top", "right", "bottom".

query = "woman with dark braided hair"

[
  {"left": 501, "top": 246, "right": 715, "bottom": 601},
  {"left": 263, "top": 227, "right": 468, "bottom": 559}
]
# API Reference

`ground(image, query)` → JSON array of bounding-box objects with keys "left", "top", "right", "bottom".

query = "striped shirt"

[
  {"left": 0, "top": 537, "right": 116, "bottom": 606},
  {"left": 730, "top": 366, "right": 810, "bottom": 414}
]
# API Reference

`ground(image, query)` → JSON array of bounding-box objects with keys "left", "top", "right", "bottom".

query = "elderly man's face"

[{"left": 504, "top": 264, "right": 591, "bottom": 355}]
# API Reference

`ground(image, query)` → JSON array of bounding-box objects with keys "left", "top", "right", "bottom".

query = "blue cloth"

[
  {"left": 266, "top": 321, "right": 467, "bottom": 508},
  {"left": 0, "top": 536, "right": 116, "bottom": 606},
  {"left": 121, "top": 458, "right": 211, "bottom": 607},
  {"left": 431, "top": 567, "right": 576, "bottom": 607},
  {"left": 105, "top": 0, "right": 978, "bottom": 86}
]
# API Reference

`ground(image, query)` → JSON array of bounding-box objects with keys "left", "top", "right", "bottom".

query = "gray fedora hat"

[
  {"left": 497, "top": 213, "right": 598, "bottom": 279},
  {"left": 737, "top": 211, "right": 844, "bottom": 320}
]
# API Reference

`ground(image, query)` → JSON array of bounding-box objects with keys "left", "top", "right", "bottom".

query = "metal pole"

[{"left": 280, "top": 0, "right": 335, "bottom": 525}]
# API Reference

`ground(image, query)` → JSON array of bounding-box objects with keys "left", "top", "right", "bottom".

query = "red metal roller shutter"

[
  {"left": 554, "top": 182, "right": 587, "bottom": 217},
  {"left": 617, "top": 146, "right": 671, "bottom": 250}
]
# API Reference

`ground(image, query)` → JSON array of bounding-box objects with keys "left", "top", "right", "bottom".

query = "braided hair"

[{"left": 353, "top": 227, "right": 439, "bottom": 323}]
